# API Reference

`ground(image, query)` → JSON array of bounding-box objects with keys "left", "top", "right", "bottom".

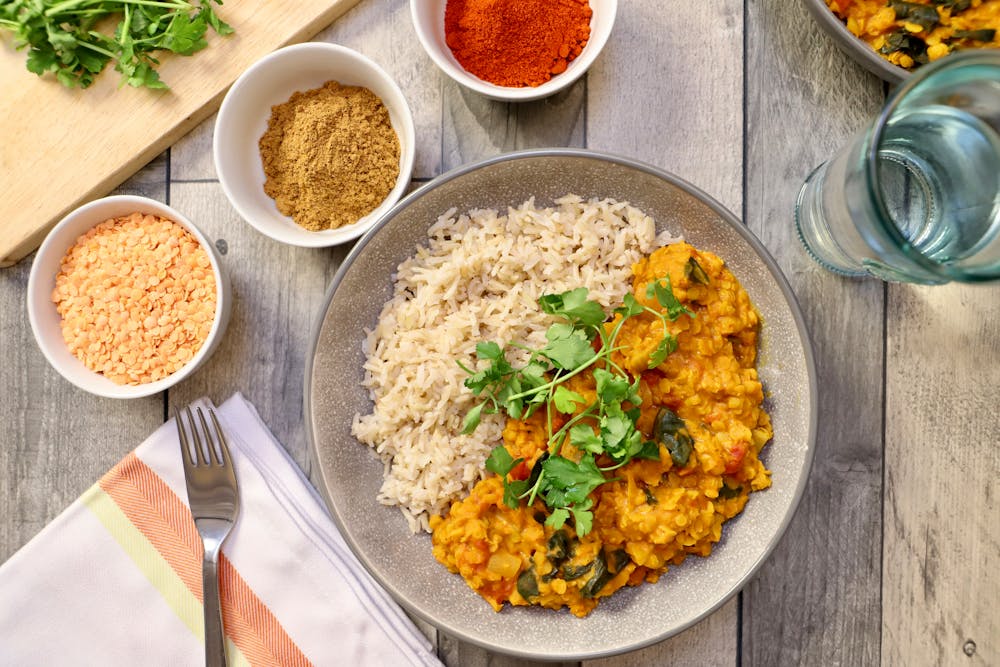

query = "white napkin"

[{"left": 0, "top": 393, "right": 442, "bottom": 667}]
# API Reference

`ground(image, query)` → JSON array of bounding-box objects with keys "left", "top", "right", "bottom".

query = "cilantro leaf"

[
  {"left": 476, "top": 340, "right": 504, "bottom": 361},
  {"left": 553, "top": 385, "right": 586, "bottom": 414},
  {"left": 599, "top": 407, "right": 633, "bottom": 458},
  {"left": 635, "top": 439, "right": 661, "bottom": 461},
  {"left": 646, "top": 275, "right": 695, "bottom": 320},
  {"left": 503, "top": 479, "right": 530, "bottom": 509},
  {"left": 569, "top": 498, "right": 594, "bottom": 535},
  {"left": 542, "top": 323, "right": 595, "bottom": 370},
  {"left": 545, "top": 507, "right": 570, "bottom": 530},
  {"left": 594, "top": 367, "right": 631, "bottom": 404},
  {"left": 614, "top": 292, "right": 645, "bottom": 318},
  {"left": 458, "top": 281, "right": 693, "bottom": 536},
  {"left": 485, "top": 446, "right": 519, "bottom": 477},
  {"left": 540, "top": 454, "right": 606, "bottom": 507},
  {"left": 569, "top": 424, "right": 603, "bottom": 454},
  {"left": 461, "top": 402, "right": 484, "bottom": 434},
  {"left": 539, "top": 288, "right": 607, "bottom": 326},
  {"left": 160, "top": 11, "right": 208, "bottom": 56},
  {"left": 648, "top": 332, "right": 678, "bottom": 368}
]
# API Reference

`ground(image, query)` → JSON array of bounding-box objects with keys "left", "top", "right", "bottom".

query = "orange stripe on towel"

[{"left": 99, "top": 451, "right": 312, "bottom": 667}]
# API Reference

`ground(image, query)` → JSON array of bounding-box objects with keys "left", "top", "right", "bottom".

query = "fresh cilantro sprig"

[
  {"left": 0, "top": 0, "right": 233, "bottom": 89},
  {"left": 462, "top": 278, "right": 696, "bottom": 535}
]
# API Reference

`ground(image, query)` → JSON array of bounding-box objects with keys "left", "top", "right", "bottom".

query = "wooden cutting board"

[{"left": 0, "top": 0, "right": 361, "bottom": 267}]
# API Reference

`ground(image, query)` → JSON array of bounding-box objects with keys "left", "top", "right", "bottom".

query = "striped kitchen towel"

[{"left": 0, "top": 393, "right": 442, "bottom": 667}]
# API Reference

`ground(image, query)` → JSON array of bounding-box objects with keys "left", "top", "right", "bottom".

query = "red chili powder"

[{"left": 444, "top": 0, "right": 593, "bottom": 88}]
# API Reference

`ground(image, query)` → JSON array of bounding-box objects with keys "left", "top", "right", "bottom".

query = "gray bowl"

[
  {"left": 304, "top": 149, "right": 818, "bottom": 661},
  {"left": 802, "top": 0, "right": 908, "bottom": 83}
]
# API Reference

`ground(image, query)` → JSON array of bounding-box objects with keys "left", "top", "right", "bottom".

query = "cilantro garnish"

[
  {"left": 0, "top": 0, "right": 233, "bottom": 89},
  {"left": 462, "top": 277, "right": 696, "bottom": 535}
]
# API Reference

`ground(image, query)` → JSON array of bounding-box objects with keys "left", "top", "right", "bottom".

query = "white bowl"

[
  {"left": 410, "top": 0, "right": 617, "bottom": 102},
  {"left": 27, "top": 195, "right": 232, "bottom": 399},
  {"left": 213, "top": 42, "right": 415, "bottom": 247}
]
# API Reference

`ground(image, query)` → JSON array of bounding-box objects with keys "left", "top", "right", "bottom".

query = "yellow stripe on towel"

[
  {"left": 83, "top": 483, "right": 204, "bottom": 636},
  {"left": 89, "top": 451, "right": 309, "bottom": 667}
]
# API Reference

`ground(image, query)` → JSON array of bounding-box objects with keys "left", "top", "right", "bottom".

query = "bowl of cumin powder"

[{"left": 214, "top": 42, "right": 415, "bottom": 247}]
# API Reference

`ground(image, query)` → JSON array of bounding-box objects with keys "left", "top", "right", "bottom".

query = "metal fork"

[{"left": 176, "top": 406, "right": 241, "bottom": 667}]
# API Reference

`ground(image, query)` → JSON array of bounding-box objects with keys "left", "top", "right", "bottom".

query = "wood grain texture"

[
  {"left": 585, "top": 597, "right": 738, "bottom": 667},
  {"left": 883, "top": 284, "right": 1000, "bottom": 666},
  {"left": 586, "top": 1, "right": 743, "bottom": 213},
  {"left": 6, "top": 0, "right": 999, "bottom": 665},
  {"left": 0, "top": 0, "right": 362, "bottom": 267},
  {"left": 743, "top": 1, "right": 887, "bottom": 665}
]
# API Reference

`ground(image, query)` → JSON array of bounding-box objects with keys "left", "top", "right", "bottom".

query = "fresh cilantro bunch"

[
  {"left": 460, "top": 275, "right": 698, "bottom": 536},
  {"left": 0, "top": 0, "right": 233, "bottom": 89}
]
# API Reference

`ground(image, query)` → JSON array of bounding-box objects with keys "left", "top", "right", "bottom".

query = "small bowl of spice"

[
  {"left": 27, "top": 195, "right": 231, "bottom": 399},
  {"left": 411, "top": 0, "right": 617, "bottom": 102},
  {"left": 213, "top": 42, "right": 415, "bottom": 247}
]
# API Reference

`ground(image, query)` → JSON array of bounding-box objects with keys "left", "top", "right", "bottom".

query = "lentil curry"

[
  {"left": 430, "top": 242, "right": 772, "bottom": 616},
  {"left": 826, "top": 0, "right": 1000, "bottom": 70}
]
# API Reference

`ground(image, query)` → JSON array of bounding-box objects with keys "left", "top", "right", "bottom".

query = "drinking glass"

[{"left": 795, "top": 50, "right": 1000, "bottom": 284}]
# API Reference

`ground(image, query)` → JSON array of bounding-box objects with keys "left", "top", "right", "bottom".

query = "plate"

[
  {"left": 802, "top": 0, "right": 908, "bottom": 83},
  {"left": 304, "top": 149, "right": 817, "bottom": 660}
]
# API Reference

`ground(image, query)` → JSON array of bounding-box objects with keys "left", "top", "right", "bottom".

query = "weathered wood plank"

[
  {"left": 883, "top": 283, "right": 1000, "bottom": 666},
  {"left": 586, "top": 1, "right": 743, "bottom": 213},
  {"left": 437, "top": 634, "right": 577, "bottom": 667},
  {"left": 441, "top": 82, "right": 586, "bottom": 170},
  {"left": 0, "top": 156, "right": 169, "bottom": 563},
  {"left": 743, "top": 1, "right": 886, "bottom": 665},
  {"left": 170, "top": 116, "right": 217, "bottom": 183},
  {"left": 586, "top": 597, "right": 738, "bottom": 667}
]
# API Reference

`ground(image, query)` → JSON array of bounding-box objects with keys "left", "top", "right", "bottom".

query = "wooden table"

[{"left": 2, "top": 1, "right": 997, "bottom": 665}]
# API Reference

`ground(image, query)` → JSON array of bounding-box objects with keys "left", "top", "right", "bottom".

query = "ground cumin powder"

[{"left": 259, "top": 81, "right": 400, "bottom": 231}]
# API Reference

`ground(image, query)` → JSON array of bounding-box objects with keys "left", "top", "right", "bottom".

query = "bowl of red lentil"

[
  {"left": 410, "top": 0, "right": 617, "bottom": 102},
  {"left": 27, "top": 195, "right": 231, "bottom": 399},
  {"left": 213, "top": 42, "right": 415, "bottom": 247}
]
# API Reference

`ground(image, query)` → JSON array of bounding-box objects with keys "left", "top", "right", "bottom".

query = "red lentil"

[{"left": 51, "top": 212, "right": 217, "bottom": 385}]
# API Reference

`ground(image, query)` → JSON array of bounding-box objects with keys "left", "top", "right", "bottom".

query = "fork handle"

[{"left": 202, "top": 552, "right": 227, "bottom": 667}]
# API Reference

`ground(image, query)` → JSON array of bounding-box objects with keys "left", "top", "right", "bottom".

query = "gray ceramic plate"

[
  {"left": 802, "top": 0, "right": 908, "bottom": 83},
  {"left": 304, "top": 149, "right": 818, "bottom": 661}
]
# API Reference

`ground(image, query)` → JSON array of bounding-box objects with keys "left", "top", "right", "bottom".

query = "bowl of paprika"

[{"left": 411, "top": 0, "right": 617, "bottom": 102}]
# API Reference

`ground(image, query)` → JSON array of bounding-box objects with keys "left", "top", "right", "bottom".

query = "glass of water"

[{"left": 795, "top": 50, "right": 1000, "bottom": 284}]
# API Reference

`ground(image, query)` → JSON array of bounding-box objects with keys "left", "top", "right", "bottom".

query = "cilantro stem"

[
  {"left": 76, "top": 39, "right": 116, "bottom": 57},
  {"left": 505, "top": 350, "right": 603, "bottom": 403},
  {"left": 547, "top": 405, "right": 598, "bottom": 456},
  {"left": 45, "top": 0, "right": 190, "bottom": 15},
  {"left": 524, "top": 470, "right": 544, "bottom": 506}
]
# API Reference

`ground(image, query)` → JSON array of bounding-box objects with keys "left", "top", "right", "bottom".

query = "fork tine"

[
  {"left": 175, "top": 408, "right": 195, "bottom": 467},
  {"left": 186, "top": 406, "right": 209, "bottom": 465},
  {"left": 208, "top": 409, "right": 233, "bottom": 467},
  {"left": 196, "top": 407, "right": 222, "bottom": 465}
]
